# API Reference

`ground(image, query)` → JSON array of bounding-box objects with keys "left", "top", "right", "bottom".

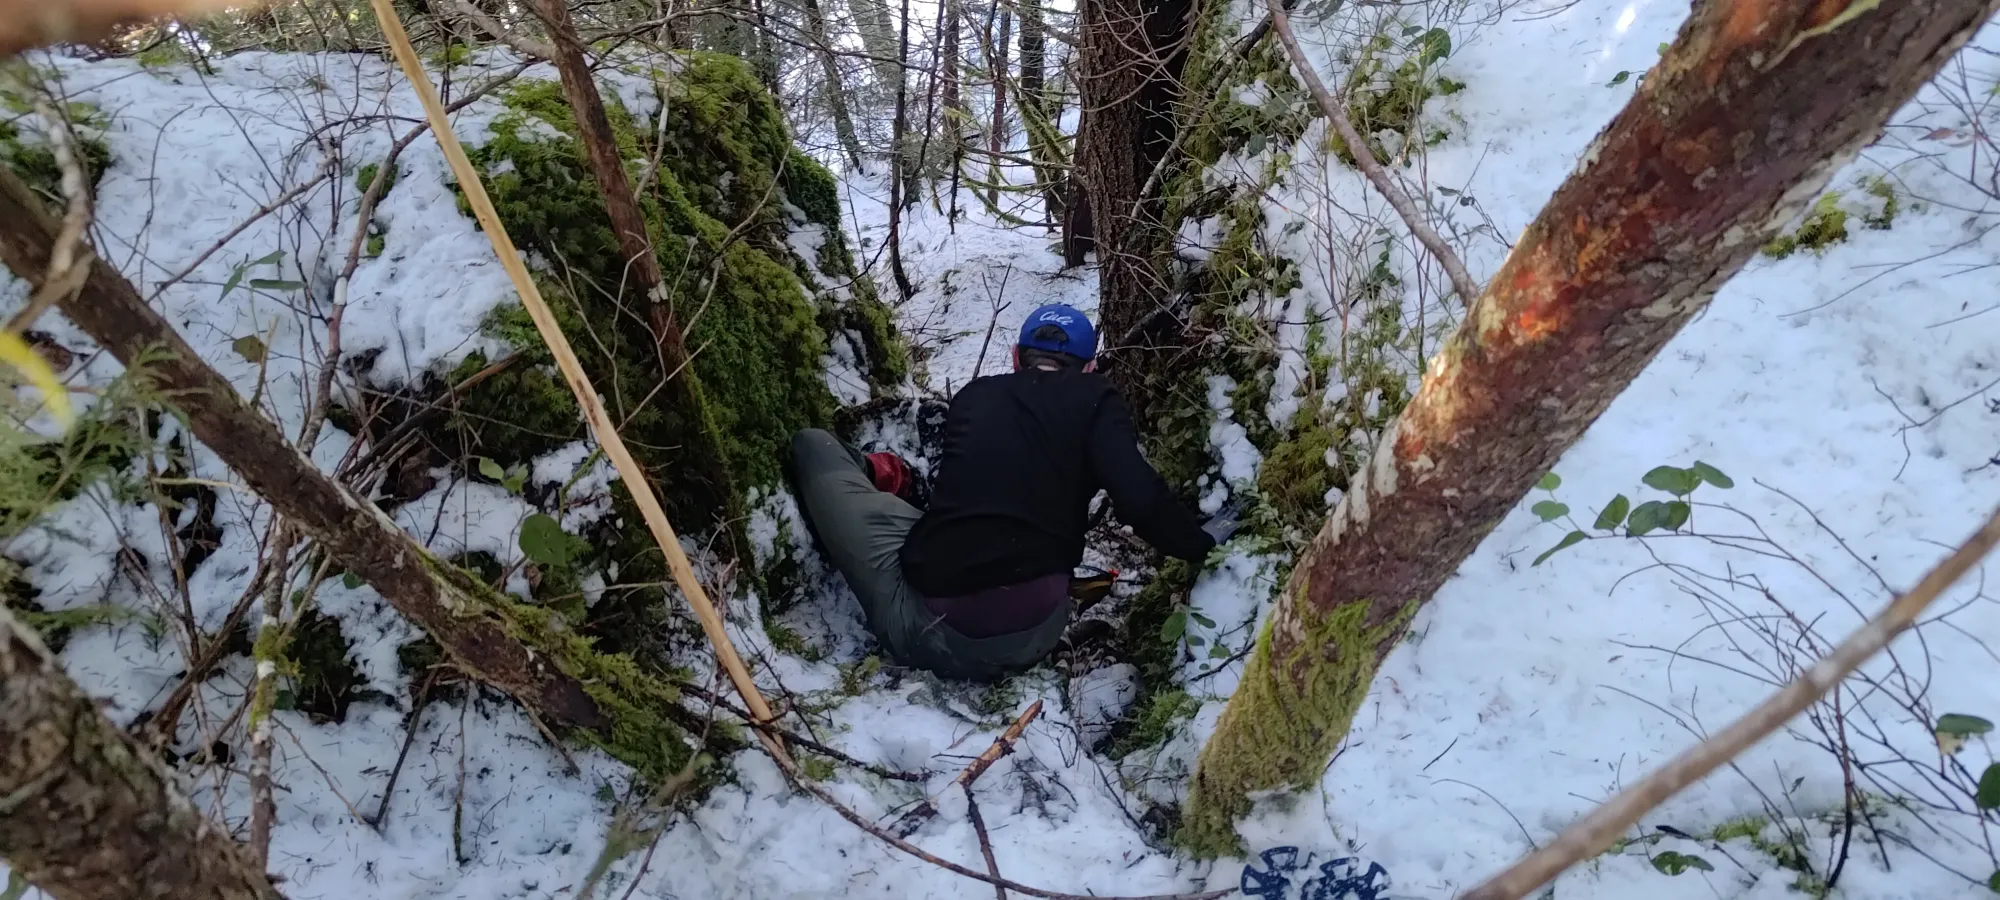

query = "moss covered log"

[{"left": 453, "top": 53, "right": 900, "bottom": 538}]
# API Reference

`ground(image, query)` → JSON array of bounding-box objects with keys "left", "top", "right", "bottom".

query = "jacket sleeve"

[{"left": 1087, "top": 390, "right": 1218, "bottom": 562}]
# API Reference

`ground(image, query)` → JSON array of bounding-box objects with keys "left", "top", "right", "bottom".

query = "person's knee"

[{"left": 789, "top": 428, "right": 836, "bottom": 474}]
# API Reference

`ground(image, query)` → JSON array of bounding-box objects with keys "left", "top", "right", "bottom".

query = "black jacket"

[{"left": 900, "top": 369, "right": 1215, "bottom": 597}]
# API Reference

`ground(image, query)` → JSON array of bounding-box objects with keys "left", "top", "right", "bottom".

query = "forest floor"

[{"left": 2, "top": 0, "right": 1999, "bottom": 899}]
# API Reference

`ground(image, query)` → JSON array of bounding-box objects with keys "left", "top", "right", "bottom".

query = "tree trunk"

[
  {"left": 0, "top": 166, "right": 610, "bottom": 735},
  {"left": 849, "top": 0, "right": 904, "bottom": 88},
  {"left": 1178, "top": 0, "right": 2000, "bottom": 856},
  {"left": 984, "top": 8, "right": 1016, "bottom": 206},
  {"left": 802, "top": 0, "right": 867, "bottom": 170},
  {"left": 529, "top": 0, "right": 738, "bottom": 542},
  {"left": 1016, "top": 0, "right": 1066, "bottom": 220},
  {"left": 1073, "top": 0, "right": 1190, "bottom": 387},
  {"left": 0, "top": 606, "right": 284, "bottom": 900},
  {"left": 883, "top": 0, "right": 916, "bottom": 299}
]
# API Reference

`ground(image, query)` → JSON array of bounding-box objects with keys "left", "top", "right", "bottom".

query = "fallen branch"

[
  {"left": 967, "top": 791, "right": 1008, "bottom": 900},
  {"left": 1462, "top": 504, "right": 2000, "bottom": 900},
  {"left": 890, "top": 700, "right": 1043, "bottom": 838},
  {"left": 1265, "top": 0, "right": 1481, "bottom": 305}
]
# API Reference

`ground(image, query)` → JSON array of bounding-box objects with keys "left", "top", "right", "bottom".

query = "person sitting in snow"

[{"left": 788, "top": 303, "right": 1240, "bottom": 680}]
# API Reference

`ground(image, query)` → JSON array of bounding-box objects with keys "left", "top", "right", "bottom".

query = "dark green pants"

[{"left": 788, "top": 429, "right": 1071, "bottom": 680}]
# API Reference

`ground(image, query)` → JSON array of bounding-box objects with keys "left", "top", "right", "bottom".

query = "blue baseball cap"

[{"left": 1018, "top": 303, "right": 1098, "bottom": 360}]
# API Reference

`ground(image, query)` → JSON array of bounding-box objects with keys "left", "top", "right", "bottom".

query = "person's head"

[{"left": 1013, "top": 303, "right": 1099, "bottom": 373}]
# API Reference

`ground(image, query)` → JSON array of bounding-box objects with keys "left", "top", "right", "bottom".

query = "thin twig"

[
  {"left": 891, "top": 700, "right": 1043, "bottom": 837},
  {"left": 1264, "top": 0, "right": 1482, "bottom": 304},
  {"left": 966, "top": 790, "right": 1009, "bottom": 900},
  {"left": 369, "top": 666, "right": 442, "bottom": 828},
  {"left": 1462, "top": 504, "right": 2000, "bottom": 900}
]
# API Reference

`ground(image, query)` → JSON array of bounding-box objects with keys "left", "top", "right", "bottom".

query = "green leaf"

[
  {"left": 341, "top": 572, "right": 362, "bottom": 590},
  {"left": 1664, "top": 500, "right": 1691, "bottom": 531},
  {"left": 1209, "top": 644, "right": 1230, "bottom": 659},
  {"left": 1414, "top": 28, "right": 1451, "bottom": 66},
  {"left": 3, "top": 872, "right": 30, "bottom": 900},
  {"left": 1657, "top": 42, "right": 1670, "bottom": 54},
  {"left": 1402, "top": 24, "right": 1424, "bottom": 36},
  {"left": 1607, "top": 70, "right": 1632, "bottom": 87},
  {"left": 478, "top": 457, "right": 505, "bottom": 481},
  {"left": 274, "top": 688, "right": 296, "bottom": 711},
  {"left": 1987, "top": 869, "right": 1999, "bottom": 893},
  {"left": 1160, "top": 610, "right": 1188, "bottom": 642},
  {"left": 1533, "top": 530, "right": 1586, "bottom": 566},
  {"left": 1936, "top": 713, "right": 1992, "bottom": 754},
  {"left": 1937, "top": 713, "right": 1995, "bottom": 737},
  {"left": 1190, "top": 611, "right": 1216, "bottom": 628},
  {"left": 232, "top": 334, "right": 267, "bottom": 364},
  {"left": 1594, "top": 494, "right": 1631, "bottom": 531},
  {"left": 1188, "top": 634, "right": 1206, "bottom": 648},
  {"left": 1246, "top": 134, "right": 1267, "bottom": 156},
  {"left": 519, "top": 513, "right": 576, "bottom": 567},
  {"left": 1651, "top": 851, "right": 1714, "bottom": 876},
  {"left": 1690, "top": 461, "right": 1734, "bottom": 489},
  {"left": 250, "top": 250, "right": 286, "bottom": 266},
  {"left": 1642, "top": 465, "right": 1700, "bottom": 496},
  {"left": 219, "top": 261, "right": 250, "bottom": 299},
  {"left": 1531, "top": 500, "right": 1569, "bottom": 522},
  {"left": 1976, "top": 763, "right": 2000, "bottom": 810},
  {"left": 249, "top": 278, "right": 308, "bottom": 291},
  {"left": 1628, "top": 501, "right": 1669, "bottom": 536},
  {"left": 1537, "top": 472, "right": 1562, "bottom": 491}
]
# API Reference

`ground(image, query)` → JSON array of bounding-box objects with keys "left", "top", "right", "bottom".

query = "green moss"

[
  {"left": 357, "top": 161, "right": 399, "bottom": 197},
  {"left": 0, "top": 113, "right": 112, "bottom": 211},
  {"left": 1764, "top": 192, "right": 1850, "bottom": 259},
  {"left": 13, "top": 604, "right": 130, "bottom": 653},
  {"left": 1861, "top": 175, "right": 1898, "bottom": 230},
  {"left": 419, "top": 552, "right": 695, "bottom": 781},
  {"left": 1177, "top": 590, "right": 1421, "bottom": 857},
  {"left": 465, "top": 60, "right": 840, "bottom": 511},
  {"left": 427, "top": 43, "right": 474, "bottom": 69},
  {"left": 365, "top": 232, "right": 386, "bottom": 258},
  {"left": 1709, "top": 816, "right": 1767, "bottom": 843},
  {"left": 1107, "top": 688, "right": 1200, "bottom": 759},
  {"left": 763, "top": 621, "right": 822, "bottom": 661},
  {"left": 280, "top": 608, "right": 369, "bottom": 723}
]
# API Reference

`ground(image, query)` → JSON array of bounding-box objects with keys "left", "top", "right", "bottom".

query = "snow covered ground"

[{"left": 2, "top": 2, "right": 1998, "bottom": 899}]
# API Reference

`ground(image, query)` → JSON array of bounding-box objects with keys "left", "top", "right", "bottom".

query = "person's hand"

[{"left": 1202, "top": 496, "right": 1246, "bottom": 545}]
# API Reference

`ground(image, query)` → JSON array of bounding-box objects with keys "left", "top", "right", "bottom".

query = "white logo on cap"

[{"left": 1037, "top": 310, "right": 1075, "bottom": 326}]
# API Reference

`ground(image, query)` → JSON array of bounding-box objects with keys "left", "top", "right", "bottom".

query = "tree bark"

[
  {"left": 1179, "top": 0, "right": 2000, "bottom": 856},
  {"left": 849, "top": 0, "right": 904, "bottom": 88},
  {"left": 0, "top": 605, "right": 284, "bottom": 900},
  {"left": 1016, "top": 0, "right": 1066, "bottom": 220},
  {"left": 983, "top": 7, "right": 1012, "bottom": 206},
  {"left": 802, "top": 0, "right": 867, "bottom": 170},
  {"left": 0, "top": 166, "right": 610, "bottom": 733},
  {"left": 1073, "top": 0, "right": 1190, "bottom": 389},
  {"left": 883, "top": 0, "right": 916, "bottom": 299}
]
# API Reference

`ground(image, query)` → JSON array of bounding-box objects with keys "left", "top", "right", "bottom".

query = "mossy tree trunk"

[
  {"left": 1074, "top": 0, "right": 1191, "bottom": 395},
  {"left": 1180, "top": 0, "right": 2000, "bottom": 856},
  {"left": 0, "top": 164, "right": 615, "bottom": 737},
  {"left": 0, "top": 605, "right": 284, "bottom": 900},
  {"left": 1016, "top": 0, "right": 1067, "bottom": 220},
  {"left": 530, "top": 0, "right": 740, "bottom": 535}
]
